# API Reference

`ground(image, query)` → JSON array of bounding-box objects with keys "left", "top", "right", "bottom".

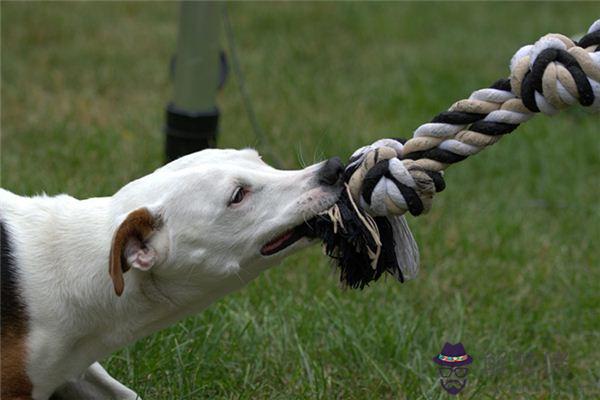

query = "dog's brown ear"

[{"left": 109, "top": 207, "right": 160, "bottom": 296}]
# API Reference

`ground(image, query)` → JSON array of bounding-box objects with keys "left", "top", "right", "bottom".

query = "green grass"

[{"left": 2, "top": 2, "right": 599, "bottom": 399}]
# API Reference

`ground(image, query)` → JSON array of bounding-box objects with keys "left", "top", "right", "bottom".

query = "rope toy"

[{"left": 306, "top": 19, "right": 600, "bottom": 288}]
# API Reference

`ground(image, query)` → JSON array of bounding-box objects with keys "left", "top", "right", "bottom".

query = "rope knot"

[{"left": 510, "top": 22, "right": 600, "bottom": 114}]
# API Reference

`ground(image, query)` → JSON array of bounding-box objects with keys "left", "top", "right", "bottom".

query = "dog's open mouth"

[
  {"left": 259, "top": 191, "right": 341, "bottom": 256},
  {"left": 260, "top": 224, "right": 311, "bottom": 256}
]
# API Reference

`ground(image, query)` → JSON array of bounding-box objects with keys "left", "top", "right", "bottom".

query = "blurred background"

[{"left": 1, "top": 2, "right": 598, "bottom": 399}]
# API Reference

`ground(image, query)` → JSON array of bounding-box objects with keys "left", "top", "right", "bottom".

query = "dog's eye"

[{"left": 229, "top": 187, "right": 246, "bottom": 206}]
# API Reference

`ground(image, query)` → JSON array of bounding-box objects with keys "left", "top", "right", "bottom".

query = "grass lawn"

[{"left": 2, "top": 2, "right": 598, "bottom": 399}]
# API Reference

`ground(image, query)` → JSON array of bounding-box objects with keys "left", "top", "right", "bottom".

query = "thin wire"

[{"left": 221, "top": 4, "right": 284, "bottom": 168}]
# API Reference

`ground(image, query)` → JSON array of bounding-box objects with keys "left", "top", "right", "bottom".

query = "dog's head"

[{"left": 108, "top": 149, "right": 343, "bottom": 296}]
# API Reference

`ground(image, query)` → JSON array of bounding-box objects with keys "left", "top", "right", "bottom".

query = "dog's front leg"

[{"left": 50, "top": 362, "right": 140, "bottom": 400}]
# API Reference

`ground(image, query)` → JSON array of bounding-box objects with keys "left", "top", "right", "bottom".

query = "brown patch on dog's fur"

[
  {"left": 1, "top": 220, "right": 33, "bottom": 398},
  {"left": 1, "top": 327, "right": 33, "bottom": 399},
  {"left": 109, "top": 207, "right": 157, "bottom": 296}
]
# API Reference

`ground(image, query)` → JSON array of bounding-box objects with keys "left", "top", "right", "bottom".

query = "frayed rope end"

[{"left": 305, "top": 185, "right": 410, "bottom": 289}]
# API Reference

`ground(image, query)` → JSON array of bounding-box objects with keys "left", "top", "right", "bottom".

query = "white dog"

[{"left": 0, "top": 148, "right": 345, "bottom": 400}]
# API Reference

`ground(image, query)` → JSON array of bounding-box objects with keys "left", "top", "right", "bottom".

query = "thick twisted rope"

[
  {"left": 346, "top": 20, "right": 599, "bottom": 218},
  {"left": 308, "top": 20, "right": 600, "bottom": 288}
]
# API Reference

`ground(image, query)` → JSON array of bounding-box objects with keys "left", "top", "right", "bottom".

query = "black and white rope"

[
  {"left": 313, "top": 19, "right": 600, "bottom": 289},
  {"left": 346, "top": 19, "right": 599, "bottom": 218}
]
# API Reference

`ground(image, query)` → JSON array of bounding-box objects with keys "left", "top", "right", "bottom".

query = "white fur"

[{"left": 1, "top": 148, "right": 342, "bottom": 399}]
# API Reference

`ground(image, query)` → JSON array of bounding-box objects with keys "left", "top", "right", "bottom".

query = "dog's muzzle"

[{"left": 260, "top": 158, "right": 344, "bottom": 256}]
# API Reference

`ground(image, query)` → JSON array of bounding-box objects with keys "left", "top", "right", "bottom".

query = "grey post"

[{"left": 165, "top": 1, "right": 222, "bottom": 162}]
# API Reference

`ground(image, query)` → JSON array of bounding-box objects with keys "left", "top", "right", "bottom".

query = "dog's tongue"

[{"left": 261, "top": 230, "right": 293, "bottom": 255}]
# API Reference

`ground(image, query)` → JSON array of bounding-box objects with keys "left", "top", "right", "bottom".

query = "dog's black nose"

[{"left": 318, "top": 157, "right": 344, "bottom": 186}]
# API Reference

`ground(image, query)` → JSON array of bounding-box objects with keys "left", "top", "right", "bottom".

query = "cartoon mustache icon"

[{"left": 441, "top": 378, "right": 467, "bottom": 395}]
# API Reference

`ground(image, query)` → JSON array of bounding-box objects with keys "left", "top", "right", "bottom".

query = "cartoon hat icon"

[{"left": 432, "top": 342, "right": 473, "bottom": 367}]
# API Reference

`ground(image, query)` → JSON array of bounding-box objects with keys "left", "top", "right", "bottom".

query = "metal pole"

[{"left": 165, "top": 1, "right": 221, "bottom": 162}]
